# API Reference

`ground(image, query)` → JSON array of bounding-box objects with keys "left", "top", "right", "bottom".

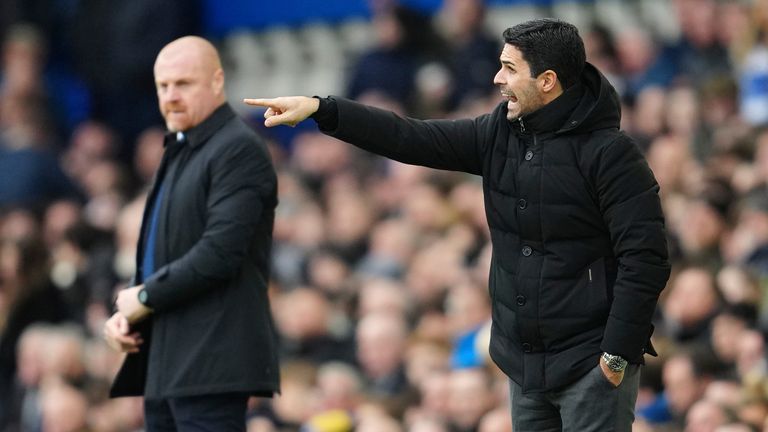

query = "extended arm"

[{"left": 245, "top": 96, "right": 491, "bottom": 175}]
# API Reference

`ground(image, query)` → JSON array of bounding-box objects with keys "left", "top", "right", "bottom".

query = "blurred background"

[{"left": 0, "top": 0, "right": 766, "bottom": 431}]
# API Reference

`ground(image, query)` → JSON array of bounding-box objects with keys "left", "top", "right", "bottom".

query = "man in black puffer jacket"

[{"left": 246, "top": 18, "right": 670, "bottom": 432}]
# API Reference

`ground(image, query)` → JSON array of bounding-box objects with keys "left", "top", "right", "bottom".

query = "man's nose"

[
  {"left": 493, "top": 69, "right": 504, "bottom": 85},
  {"left": 165, "top": 85, "right": 181, "bottom": 102}
]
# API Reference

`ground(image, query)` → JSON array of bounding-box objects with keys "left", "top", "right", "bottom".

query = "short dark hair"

[{"left": 502, "top": 19, "right": 586, "bottom": 89}]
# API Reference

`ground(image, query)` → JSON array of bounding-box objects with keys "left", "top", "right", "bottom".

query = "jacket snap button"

[
  {"left": 525, "top": 150, "right": 534, "bottom": 161},
  {"left": 518, "top": 199, "right": 527, "bottom": 209},
  {"left": 516, "top": 295, "right": 526, "bottom": 306},
  {"left": 522, "top": 343, "right": 532, "bottom": 352},
  {"left": 522, "top": 246, "right": 532, "bottom": 256}
]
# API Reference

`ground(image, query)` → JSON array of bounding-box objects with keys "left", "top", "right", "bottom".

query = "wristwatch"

[
  {"left": 137, "top": 288, "right": 152, "bottom": 309},
  {"left": 602, "top": 352, "right": 628, "bottom": 372}
]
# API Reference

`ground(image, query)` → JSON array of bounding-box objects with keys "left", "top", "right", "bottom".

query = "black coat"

[
  {"left": 316, "top": 64, "right": 670, "bottom": 392},
  {"left": 110, "top": 104, "right": 280, "bottom": 398}
]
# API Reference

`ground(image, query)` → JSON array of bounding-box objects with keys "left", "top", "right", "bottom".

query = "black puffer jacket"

[{"left": 316, "top": 63, "right": 670, "bottom": 392}]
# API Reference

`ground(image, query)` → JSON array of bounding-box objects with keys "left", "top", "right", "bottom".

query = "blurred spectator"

[
  {"left": 412, "top": 369, "right": 451, "bottom": 423},
  {"left": 445, "top": 283, "right": 490, "bottom": 369},
  {"left": 315, "top": 362, "right": 363, "bottom": 414},
  {"left": 672, "top": 191, "right": 728, "bottom": 270},
  {"left": 660, "top": 265, "right": 721, "bottom": 343},
  {"left": 685, "top": 398, "right": 729, "bottom": 432},
  {"left": 717, "top": 424, "right": 756, "bottom": 432},
  {"left": 583, "top": 24, "right": 622, "bottom": 94},
  {"left": 71, "top": 0, "right": 199, "bottom": 158},
  {"left": 306, "top": 248, "right": 355, "bottom": 302},
  {"left": 302, "top": 362, "right": 363, "bottom": 432},
  {"left": 404, "top": 339, "right": 450, "bottom": 392},
  {"left": 356, "top": 278, "right": 412, "bottom": 319},
  {"left": 409, "top": 416, "right": 449, "bottom": 432},
  {"left": 736, "top": 329, "right": 766, "bottom": 379},
  {"left": 630, "top": 87, "right": 668, "bottom": 151},
  {"left": 434, "top": 0, "right": 499, "bottom": 111},
  {"left": 132, "top": 126, "right": 165, "bottom": 186},
  {"left": 665, "top": 85, "right": 701, "bottom": 146},
  {"left": 663, "top": 352, "right": 714, "bottom": 426},
  {"left": 726, "top": 189, "right": 768, "bottom": 276},
  {"left": 446, "top": 367, "right": 496, "bottom": 432},
  {"left": 268, "top": 360, "right": 318, "bottom": 430},
  {"left": 642, "top": 0, "right": 732, "bottom": 91},
  {"left": 477, "top": 407, "right": 512, "bottom": 432},
  {"left": 0, "top": 208, "right": 37, "bottom": 241},
  {"left": 11, "top": 324, "right": 51, "bottom": 431},
  {"left": 347, "top": 5, "right": 446, "bottom": 111},
  {"left": 325, "top": 187, "right": 375, "bottom": 264},
  {"left": 716, "top": 265, "right": 761, "bottom": 311},
  {"left": 704, "top": 378, "right": 743, "bottom": 410},
  {"left": 615, "top": 26, "right": 658, "bottom": 104},
  {"left": 62, "top": 121, "right": 117, "bottom": 186},
  {"left": 405, "top": 240, "right": 466, "bottom": 314},
  {"left": 735, "top": 0, "right": 768, "bottom": 126},
  {"left": 275, "top": 287, "right": 356, "bottom": 366},
  {"left": 42, "top": 200, "right": 81, "bottom": 249},
  {"left": 0, "top": 138, "right": 80, "bottom": 211},
  {"left": 646, "top": 134, "right": 698, "bottom": 197},
  {"left": 291, "top": 131, "right": 354, "bottom": 194},
  {"left": 356, "top": 219, "right": 417, "bottom": 279},
  {"left": 356, "top": 312, "right": 410, "bottom": 400},
  {"left": 0, "top": 31, "right": 81, "bottom": 211},
  {"left": 709, "top": 308, "right": 751, "bottom": 375},
  {"left": 0, "top": 235, "right": 70, "bottom": 430},
  {"left": 354, "top": 408, "right": 402, "bottom": 432}
]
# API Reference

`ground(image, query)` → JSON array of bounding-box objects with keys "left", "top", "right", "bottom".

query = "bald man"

[{"left": 104, "top": 36, "right": 280, "bottom": 431}]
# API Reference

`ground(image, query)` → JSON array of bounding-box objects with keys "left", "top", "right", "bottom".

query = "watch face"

[
  {"left": 603, "top": 353, "right": 627, "bottom": 372},
  {"left": 139, "top": 290, "right": 148, "bottom": 304}
]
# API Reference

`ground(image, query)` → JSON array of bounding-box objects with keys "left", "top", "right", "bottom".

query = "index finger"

[{"left": 243, "top": 98, "right": 274, "bottom": 107}]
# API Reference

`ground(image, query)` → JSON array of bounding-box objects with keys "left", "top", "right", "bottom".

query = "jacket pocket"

[
  {"left": 585, "top": 257, "right": 609, "bottom": 317},
  {"left": 489, "top": 254, "right": 498, "bottom": 300},
  {"left": 592, "top": 363, "right": 619, "bottom": 390}
]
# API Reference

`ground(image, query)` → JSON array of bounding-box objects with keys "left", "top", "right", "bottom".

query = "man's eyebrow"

[{"left": 500, "top": 60, "right": 516, "bottom": 67}]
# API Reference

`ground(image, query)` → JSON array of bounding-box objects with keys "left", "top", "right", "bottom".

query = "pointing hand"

[{"left": 243, "top": 96, "right": 320, "bottom": 127}]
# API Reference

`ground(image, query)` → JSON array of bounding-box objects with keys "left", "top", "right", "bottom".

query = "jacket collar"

[
  {"left": 165, "top": 103, "right": 235, "bottom": 149},
  {"left": 510, "top": 63, "right": 621, "bottom": 135},
  {"left": 516, "top": 81, "right": 585, "bottom": 134}
]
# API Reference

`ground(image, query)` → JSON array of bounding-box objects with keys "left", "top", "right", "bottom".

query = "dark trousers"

[
  {"left": 144, "top": 393, "right": 249, "bottom": 432},
  {"left": 510, "top": 364, "right": 640, "bottom": 432}
]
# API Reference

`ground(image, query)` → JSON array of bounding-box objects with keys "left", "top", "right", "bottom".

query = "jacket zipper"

[
  {"left": 518, "top": 117, "right": 526, "bottom": 133},
  {"left": 588, "top": 268, "right": 593, "bottom": 282}
]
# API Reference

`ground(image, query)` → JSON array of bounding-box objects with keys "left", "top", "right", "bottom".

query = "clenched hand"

[{"left": 103, "top": 312, "right": 143, "bottom": 353}]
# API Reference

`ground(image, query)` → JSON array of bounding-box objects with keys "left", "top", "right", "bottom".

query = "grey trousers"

[{"left": 510, "top": 363, "right": 640, "bottom": 432}]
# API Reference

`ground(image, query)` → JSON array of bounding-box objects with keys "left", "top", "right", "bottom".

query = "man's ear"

[
  {"left": 538, "top": 70, "right": 559, "bottom": 93},
  {"left": 212, "top": 68, "right": 225, "bottom": 94}
]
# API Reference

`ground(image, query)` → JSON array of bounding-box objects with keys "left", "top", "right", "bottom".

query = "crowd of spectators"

[{"left": 1, "top": 0, "right": 768, "bottom": 431}]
